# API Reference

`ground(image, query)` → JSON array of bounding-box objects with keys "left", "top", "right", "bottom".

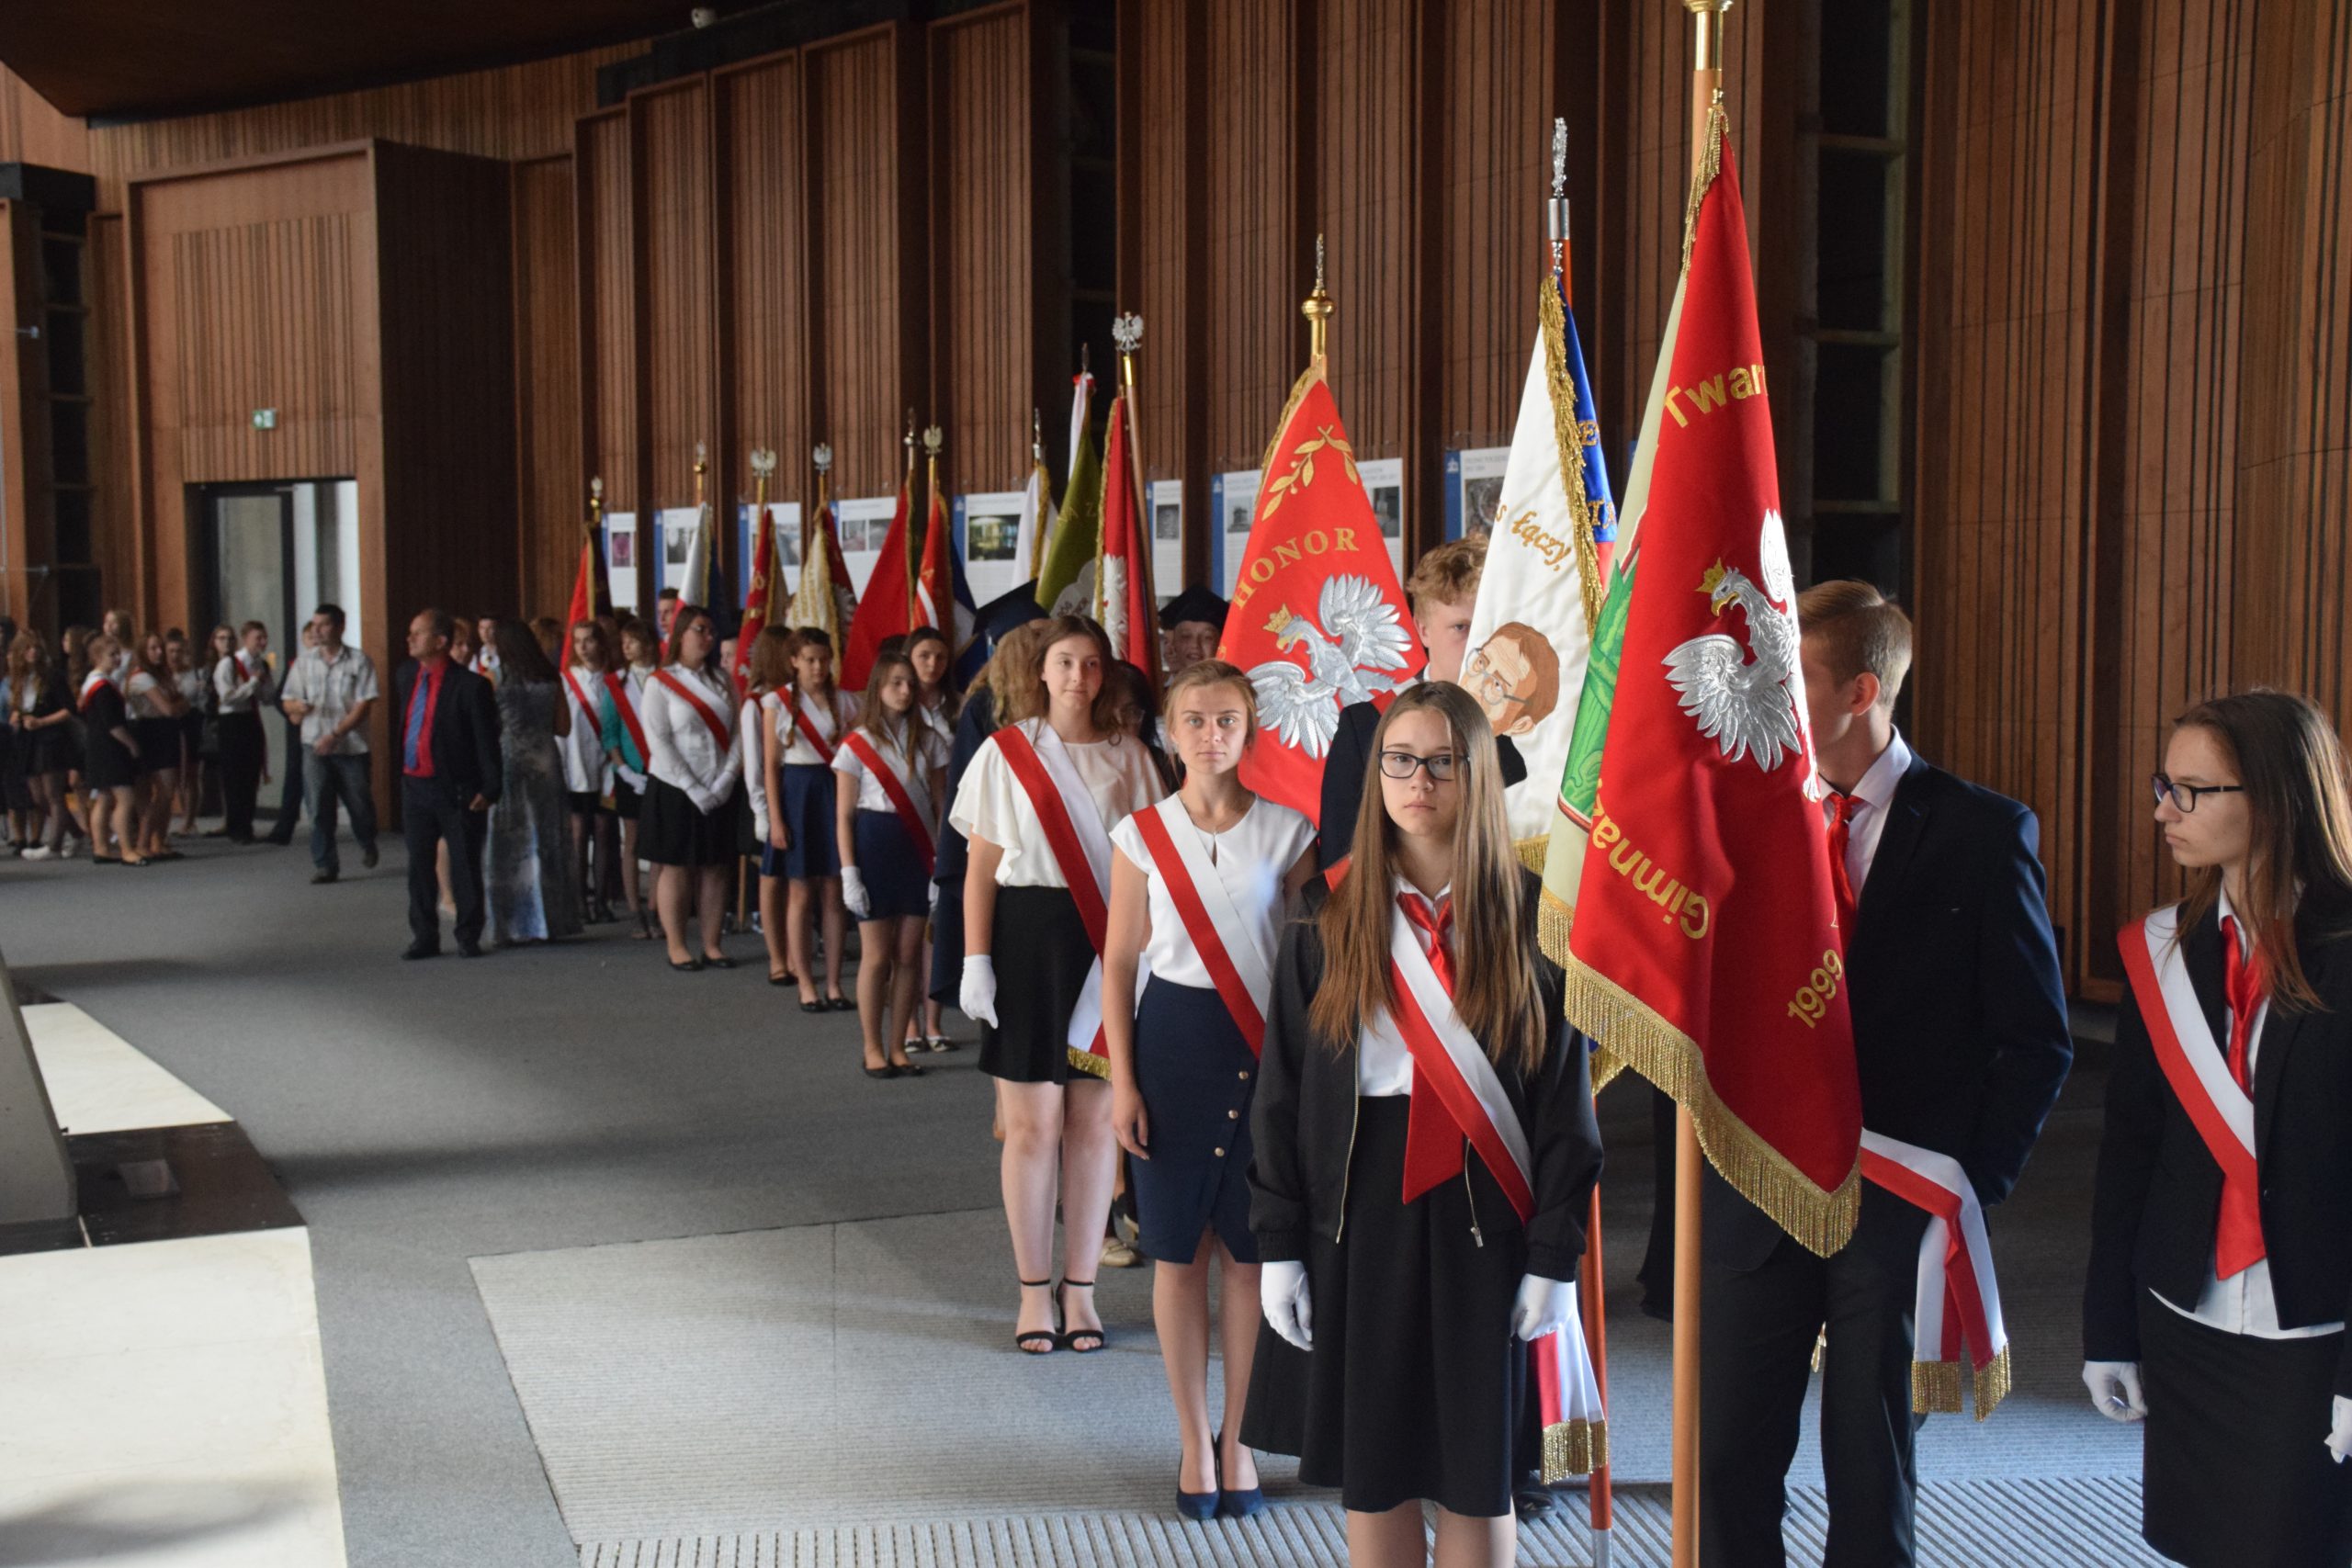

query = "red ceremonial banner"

[
  {"left": 842, "top": 478, "right": 915, "bottom": 689},
  {"left": 1096, "top": 392, "right": 1161, "bottom": 695},
  {"left": 916, "top": 485, "right": 952, "bottom": 636},
  {"left": 1217, "top": 373, "right": 1421, "bottom": 823},
  {"left": 1562, "top": 114, "right": 1860, "bottom": 1255},
  {"left": 735, "top": 505, "right": 778, "bottom": 690}
]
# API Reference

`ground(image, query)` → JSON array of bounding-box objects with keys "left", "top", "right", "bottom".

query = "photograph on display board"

[
  {"left": 1462, "top": 471, "right": 1504, "bottom": 536},
  {"left": 966, "top": 507, "right": 1019, "bottom": 561},
  {"left": 610, "top": 530, "right": 635, "bottom": 570}
]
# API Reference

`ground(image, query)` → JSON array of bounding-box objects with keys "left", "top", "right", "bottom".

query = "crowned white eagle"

[
  {"left": 1248, "top": 574, "right": 1417, "bottom": 758},
  {"left": 1663, "top": 510, "right": 1804, "bottom": 773}
]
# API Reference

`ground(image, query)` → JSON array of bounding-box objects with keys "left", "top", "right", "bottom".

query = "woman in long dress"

[{"left": 484, "top": 620, "right": 581, "bottom": 945}]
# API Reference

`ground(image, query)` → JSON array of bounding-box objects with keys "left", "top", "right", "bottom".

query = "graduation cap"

[
  {"left": 970, "top": 580, "right": 1047, "bottom": 656},
  {"left": 1158, "top": 584, "right": 1230, "bottom": 631}
]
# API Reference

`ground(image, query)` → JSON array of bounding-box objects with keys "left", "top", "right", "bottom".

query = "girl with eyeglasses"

[
  {"left": 2087, "top": 690, "right": 2352, "bottom": 1566},
  {"left": 1241, "top": 682, "right": 1601, "bottom": 1568}
]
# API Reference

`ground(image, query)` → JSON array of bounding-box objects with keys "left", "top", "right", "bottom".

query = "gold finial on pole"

[
  {"left": 1684, "top": 0, "right": 1734, "bottom": 161},
  {"left": 1302, "top": 233, "right": 1334, "bottom": 366},
  {"left": 1549, "top": 117, "right": 1573, "bottom": 251},
  {"left": 749, "top": 447, "right": 776, "bottom": 511},
  {"left": 588, "top": 475, "right": 604, "bottom": 530},
  {"left": 1112, "top": 312, "right": 1143, "bottom": 395},
  {"left": 902, "top": 409, "right": 917, "bottom": 481},
  {"left": 693, "top": 440, "right": 708, "bottom": 510},
  {"left": 1031, "top": 408, "right": 1044, "bottom": 466},
  {"left": 811, "top": 441, "right": 832, "bottom": 525}
]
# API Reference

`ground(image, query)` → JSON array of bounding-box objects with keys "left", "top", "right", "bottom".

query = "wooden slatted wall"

[{"left": 511, "top": 154, "right": 580, "bottom": 616}]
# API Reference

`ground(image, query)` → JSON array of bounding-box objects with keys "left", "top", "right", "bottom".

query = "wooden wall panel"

[
  {"left": 808, "top": 28, "right": 916, "bottom": 497},
  {"left": 85, "top": 214, "right": 136, "bottom": 623},
  {"left": 371, "top": 142, "right": 517, "bottom": 694},
  {"left": 0, "top": 65, "right": 89, "bottom": 174},
  {"left": 1910, "top": 0, "right": 2112, "bottom": 987},
  {"left": 1131, "top": 0, "right": 1200, "bottom": 513},
  {"left": 1437, "top": 0, "right": 1558, "bottom": 457},
  {"left": 576, "top": 111, "right": 636, "bottom": 519},
  {"left": 1315, "top": 0, "right": 1414, "bottom": 478},
  {"left": 1202, "top": 2, "right": 1305, "bottom": 476},
  {"left": 511, "top": 154, "right": 580, "bottom": 617},
  {"left": 930, "top": 6, "right": 1033, "bottom": 494},
  {"left": 632, "top": 79, "right": 716, "bottom": 514},
  {"left": 716, "top": 56, "right": 808, "bottom": 496}
]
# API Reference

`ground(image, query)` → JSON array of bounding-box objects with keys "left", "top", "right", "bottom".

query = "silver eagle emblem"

[
  {"left": 1247, "top": 574, "right": 1416, "bottom": 759},
  {"left": 1663, "top": 511, "right": 1804, "bottom": 773}
]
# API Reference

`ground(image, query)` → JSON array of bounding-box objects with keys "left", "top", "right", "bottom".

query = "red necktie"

[
  {"left": 1826, "top": 791, "right": 1861, "bottom": 938},
  {"left": 2216, "top": 915, "right": 2268, "bottom": 1277},
  {"left": 1398, "top": 892, "right": 1468, "bottom": 1204}
]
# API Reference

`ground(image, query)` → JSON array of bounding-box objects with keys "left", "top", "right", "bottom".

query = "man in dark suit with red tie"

[
  {"left": 1698, "top": 581, "right": 2074, "bottom": 1568},
  {"left": 392, "top": 608, "right": 503, "bottom": 960}
]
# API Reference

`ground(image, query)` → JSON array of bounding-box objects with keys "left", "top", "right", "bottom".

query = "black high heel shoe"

[
  {"left": 1013, "top": 1279, "right": 1057, "bottom": 1355},
  {"left": 1054, "top": 1279, "right": 1105, "bottom": 1353}
]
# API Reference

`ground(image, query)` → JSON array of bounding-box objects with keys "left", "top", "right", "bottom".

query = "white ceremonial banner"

[
  {"left": 1464, "top": 335, "right": 1596, "bottom": 847},
  {"left": 603, "top": 512, "right": 639, "bottom": 609}
]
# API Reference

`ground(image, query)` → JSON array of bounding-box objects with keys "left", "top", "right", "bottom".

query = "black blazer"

[
  {"left": 1248, "top": 870, "right": 1604, "bottom": 1280},
  {"left": 1706, "top": 748, "right": 2074, "bottom": 1269},
  {"left": 2086, "top": 893, "right": 2352, "bottom": 1392},
  {"left": 391, "top": 659, "right": 503, "bottom": 804},
  {"left": 1316, "top": 696, "right": 1529, "bottom": 869}
]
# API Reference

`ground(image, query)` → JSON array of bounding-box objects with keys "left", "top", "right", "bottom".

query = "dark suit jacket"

[
  {"left": 2086, "top": 891, "right": 2352, "bottom": 1392},
  {"left": 391, "top": 659, "right": 503, "bottom": 805},
  {"left": 1706, "top": 748, "right": 2074, "bottom": 1270},
  {"left": 1316, "top": 696, "right": 1528, "bottom": 868}
]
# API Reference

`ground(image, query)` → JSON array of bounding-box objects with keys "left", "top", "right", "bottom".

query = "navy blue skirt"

[
  {"left": 853, "top": 808, "right": 931, "bottom": 920},
  {"left": 1130, "top": 975, "right": 1261, "bottom": 1265},
  {"left": 778, "top": 762, "right": 841, "bottom": 879}
]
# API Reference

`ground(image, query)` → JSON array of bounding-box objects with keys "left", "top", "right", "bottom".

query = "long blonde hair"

[{"left": 1308, "top": 682, "right": 1547, "bottom": 1073}]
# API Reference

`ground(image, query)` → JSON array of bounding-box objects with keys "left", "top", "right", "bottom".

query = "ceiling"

[{"left": 0, "top": 2, "right": 757, "bottom": 121}]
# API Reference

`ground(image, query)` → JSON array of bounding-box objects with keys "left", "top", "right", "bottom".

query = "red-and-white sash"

[
  {"left": 2117, "top": 905, "right": 2261, "bottom": 1208},
  {"left": 78, "top": 671, "right": 112, "bottom": 713},
  {"left": 606, "top": 671, "right": 651, "bottom": 766},
  {"left": 653, "top": 669, "right": 732, "bottom": 750},
  {"left": 1385, "top": 914, "right": 1604, "bottom": 1478},
  {"left": 562, "top": 668, "right": 600, "bottom": 726},
  {"left": 842, "top": 729, "right": 936, "bottom": 875},
  {"left": 992, "top": 721, "right": 1116, "bottom": 1077},
  {"left": 1859, "top": 1132, "right": 2012, "bottom": 1419},
  {"left": 1131, "top": 799, "right": 1272, "bottom": 1055},
  {"left": 789, "top": 692, "right": 842, "bottom": 762}
]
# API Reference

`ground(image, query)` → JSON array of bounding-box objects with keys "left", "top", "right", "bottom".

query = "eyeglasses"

[
  {"left": 2151, "top": 773, "right": 2245, "bottom": 813},
  {"left": 1380, "top": 750, "right": 1461, "bottom": 782}
]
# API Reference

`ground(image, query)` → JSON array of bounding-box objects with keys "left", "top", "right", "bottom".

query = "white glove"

[
  {"left": 2329, "top": 1395, "right": 2352, "bottom": 1464},
  {"left": 928, "top": 881, "right": 940, "bottom": 914},
  {"left": 841, "top": 866, "right": 870, "bottom": 919},
  {"left": 959, "top": 955, "right": 999, "bottom": 1027},
  {"left": 1261, "top": 1260, "right": 1313, "bottom": 1351},
  {"left": 1512, "top": 1273, "right": 1577, "bottom": 1342},
  {"left": 2082, "top": 1360, "right": 2146, "bottom": 1422}
]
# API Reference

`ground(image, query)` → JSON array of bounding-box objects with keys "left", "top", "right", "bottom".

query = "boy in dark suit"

[
  {"left": 392, "top": 608, "right": 503, "bottom": 960},
  {"left": 1698, "top": 581, "right": 2073, "bottom": 1568}
]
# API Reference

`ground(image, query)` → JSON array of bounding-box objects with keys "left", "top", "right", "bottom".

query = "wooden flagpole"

[{"left": 1673, "top": 11, "right": 1731, "bottom": 1568}]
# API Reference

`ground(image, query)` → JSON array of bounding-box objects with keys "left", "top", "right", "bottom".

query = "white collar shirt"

[{"left": 1826, "top": 727, "right": 1914, "bottom": 894}]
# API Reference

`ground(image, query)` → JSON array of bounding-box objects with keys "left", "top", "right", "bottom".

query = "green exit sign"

[{"left": 252, "top": 409, "right": 277, "bottom": 431}]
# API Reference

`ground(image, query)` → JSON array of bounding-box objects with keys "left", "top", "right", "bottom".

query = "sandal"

[
  {"left": 768, "top": 970, "right": 797, "bottom": 987},
  {"left": 1056, "top": 1280, "right": 1105, "bottom": 1353},
  {"left": 925, "top": 1034, "right": 959, "bottom": 1053},
  {"left": 629, "top": 912, "right": 656, "bottom": 941},
  {"left": 1014, "top": 1280, "right": 1057, "bottom": 1355}
]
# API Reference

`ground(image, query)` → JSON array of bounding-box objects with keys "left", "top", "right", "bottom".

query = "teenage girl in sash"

[
  {"left": 951, "top": 615, "right": 1167, "bottom": 1357},
  {"left": 639, "top": 605, "right": 740, "bottom": 972},
  {"left": 834, "top": 649, "right": 947, "bottom": 1079},
  {"left": 561, "top": 620, "right": 620, "bottom": 926},
  {"left": 740, "top": 626, "right": 797, "bottom": 987},
  {"left": 605, "top": 617, "right": 661, "bottom": 939},
  {"left": 905, "top": 624, "right": 958, "bottom": 1052},
  {"left": 78, "top": 634, "right": 147, "bottom": 865},
  {"left": 769, "top": 629, "right": 856, "bottom": 1014},
  {"left": 2087, "top": 691, "right": 2352, "bottom": 1568},
  {"left": 1103, "top": 660, "right": 1317, "bottom": 1519},
  {"left": 1244, "top": 682, "right": 1600, "bottom": 1566}
]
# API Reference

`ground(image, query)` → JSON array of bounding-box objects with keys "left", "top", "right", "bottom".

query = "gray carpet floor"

[{"left": 0, "top": 829, "right": 2157, "bottom": 1567}]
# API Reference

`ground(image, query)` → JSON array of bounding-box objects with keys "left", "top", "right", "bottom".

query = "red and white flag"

[
  {"left": 1216, "top": 371, "right": 1421, "bottom": 823},
  {"left": 1093, "top": 388, "right": 1160, "bottom": 695}
]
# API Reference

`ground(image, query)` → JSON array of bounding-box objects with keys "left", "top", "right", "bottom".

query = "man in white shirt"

[{"left": 280, "top": 604, "right": 380, "bottom": 884}]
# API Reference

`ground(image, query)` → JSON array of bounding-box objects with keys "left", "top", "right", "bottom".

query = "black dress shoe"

[
  {"left": 457, "top": 940, "right": 484, "bottom": 958},
  {"left": 701, "top": 954, "right": 737, "bottom": 970},
  {"left": 401, "top": 942, "right": 441, "bottom": 961},
  {"left": 361, "top": 843, "right": 379, "bottom": 870},
  {"left": 671, "top": 956, "right": 705, "bottom": 973},
  {"left": 311, "top": 870, "right": 338, "bottom": 885}
]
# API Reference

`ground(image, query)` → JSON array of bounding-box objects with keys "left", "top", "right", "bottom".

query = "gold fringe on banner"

[
  {"left": 1541, "top": 1417, "right": 1609, "bottom": 1483},
  {"left": 1538, "top": 883, "right": 1576, "bottom": 965},
  {"left": 1067, "top": 1047, "right": 1110, "bottom": 1081},
  {"left": 1679, "top": 96, "right": 1729, "bottom": 275},
  {"left": 1258, "top": 362, "right": 1327, "bottom": 475},
  {"left": 1515, "top": 836, "right": 1550, "bottom": 874},
  {"left": 1562, "top": 953, "right": 1860, "bottom": 1258},
  {"left": 1537, "top": 277, "right": 1606, "bottom": 637}
]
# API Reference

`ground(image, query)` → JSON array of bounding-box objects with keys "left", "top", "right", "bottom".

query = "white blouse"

[
  {"left": 1108, "top": 795, "right": 1314, "bottom": 993},
  {"left": 642, "top": 664, "right": 741, "bottom": 812},
  {"left": 125, "top": 669, "right": 171, "bottom": 719},
  {"left": 831, "top": 722, "right": 951, "bottom": 834},
  {"left": 775, "top": 687, "right": 860, "bottom": 766},
  {"left": 1357, "top": 878, "right": 1453, "bottom": 1097},
  {"left": 741, "top": 693, "right": 777, "bottom": 836},
  {"left": 948, "top": 717, "right": 1166, "bottom": 888},
  {"left": 560, "top": 668, "right": 612, "bottom": 795}
]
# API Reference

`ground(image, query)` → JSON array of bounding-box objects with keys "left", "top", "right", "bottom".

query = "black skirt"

[
  {"left": 2138, "top": 1292, "right": 2352, "bottom": 1567},
  {"left": 1130, "top": 976, "right": 1259, "bottom": 1265},
  {"left": 1240, "top": 1096, "right": 1528, "bottom": 1518},
  {"left": 978, "top": 884, "right": 1099, "bottom": 1086},
  {"left": 854, "top": 809, "right": 931, "bottom": 920},
  {"left": 134, "top": 716, "right": 181, "bottom": 772},
  {"left": 639, "top": 776, "right": 735, "bottom": 867},
  {"left": 613, "top": 774, "right": 644, "bottom": 820}
]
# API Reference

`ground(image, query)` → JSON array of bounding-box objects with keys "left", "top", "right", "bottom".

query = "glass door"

[{"left": 203, "top": 485, "right": 297, "bottom": 794}]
